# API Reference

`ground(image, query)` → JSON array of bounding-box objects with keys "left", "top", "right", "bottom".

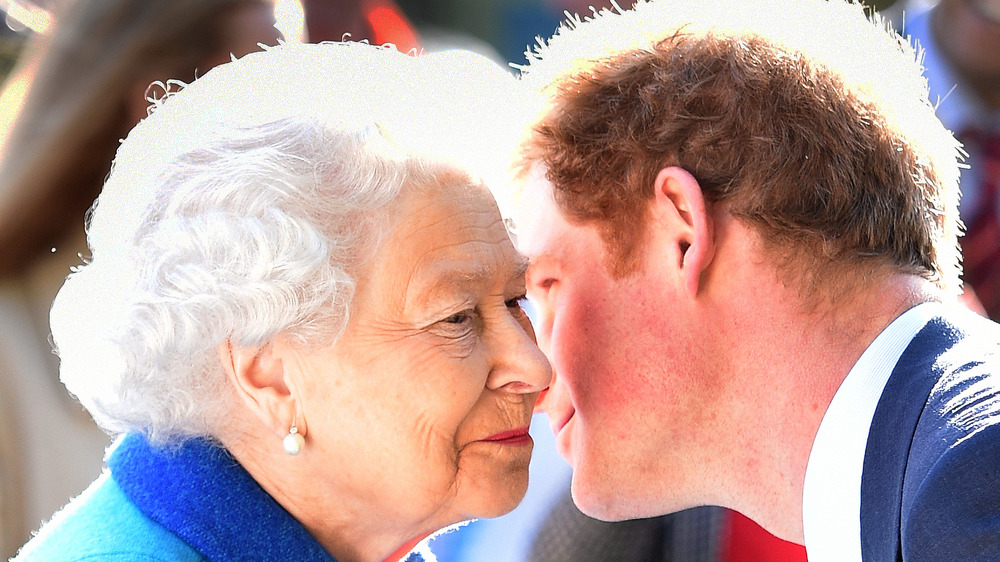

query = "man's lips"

[
  {"left": 480, "top": 426, "right": 532, "bottom": 445},
  {"left": 551, "top": 409, "right": 576, "bottom": 462},
  {"left": 550, "top": 408, "right": 575, "bottom": 437}
]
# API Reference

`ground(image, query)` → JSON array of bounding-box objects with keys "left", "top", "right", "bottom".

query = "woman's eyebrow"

[
  {"left": 415, "top": 255, "right": 529, "bottom": 298},
  {"left": 512, "top": 254, "right": 529, "bottom": 282}
]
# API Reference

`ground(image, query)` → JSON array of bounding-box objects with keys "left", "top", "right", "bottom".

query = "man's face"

[{"left": 516, "top": 170, "right": 720, "bottom": 520}]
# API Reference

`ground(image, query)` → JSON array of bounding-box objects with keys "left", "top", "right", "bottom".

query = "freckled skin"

[
  {"left": 278, "top": 174, "right": 551, "bottom": 557},
  {"left": 519, "top": 177, "right": 719, "bottom": 520}
]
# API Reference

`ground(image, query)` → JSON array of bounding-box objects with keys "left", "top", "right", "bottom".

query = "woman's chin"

[{"left": 462, "top": 469, "right": 531, "bottom": 520}]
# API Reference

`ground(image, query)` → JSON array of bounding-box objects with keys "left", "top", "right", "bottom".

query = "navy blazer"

[{"left": 861, "top": 308, "right": 1000, "bottom": 561}]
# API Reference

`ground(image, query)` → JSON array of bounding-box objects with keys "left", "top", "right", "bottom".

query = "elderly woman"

[{"left": 13, "top": 42, "right": 551, "bottom": 562}]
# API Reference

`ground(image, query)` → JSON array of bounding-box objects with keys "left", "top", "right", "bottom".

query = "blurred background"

[{"left": 0, "top": 0, "right": 952, "bottom": 560}]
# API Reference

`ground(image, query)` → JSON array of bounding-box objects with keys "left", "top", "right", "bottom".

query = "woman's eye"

[
  {"left": 443, "top": 311, "right": 473, "bottom": 325},
  {"left": 436, "top": 309, "right": 478, "bottom": 343},
  {"left": 505, "top": 295, "right": 528, "bottom": 311}
]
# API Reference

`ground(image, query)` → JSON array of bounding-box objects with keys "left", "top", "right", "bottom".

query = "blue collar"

[{"left": 109, "top": 433, "right": 337, "bottom": 562}]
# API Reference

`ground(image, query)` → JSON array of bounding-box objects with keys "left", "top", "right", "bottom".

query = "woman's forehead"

[{"left": 366, "top": 179, "right": 524, "bottom": 309}]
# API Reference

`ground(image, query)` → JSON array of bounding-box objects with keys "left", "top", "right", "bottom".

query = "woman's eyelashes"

[
  {"left": 434, "top": 295, "right": 529, "bottom": 339},
  {"left": 438, "top": 309, "right": 478, "bottom": 338},
  {"left": 505, "top": 295, "right": 529, "bottom": 318},
  {"left": 443, "top": 309, "right": 475, "bottom": 326},
  {"left": 505, "top": 294, "right": 527, "bottom": 308}
]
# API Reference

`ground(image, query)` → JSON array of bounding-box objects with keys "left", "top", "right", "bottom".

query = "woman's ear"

[
  {"left": 651, "top": 166, "right": 714, "bottom": 298},
  {"left": 218, "top": 339, "right": 299, "bottom": 440}
]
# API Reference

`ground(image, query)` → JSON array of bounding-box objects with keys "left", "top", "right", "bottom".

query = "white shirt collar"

[{"left": 801, "top": 302, "right": 940, "bottom": 561}]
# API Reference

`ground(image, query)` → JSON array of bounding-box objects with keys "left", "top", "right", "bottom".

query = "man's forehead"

[{"left": 513, "top": 165, "right": 566, "bottom": 258}]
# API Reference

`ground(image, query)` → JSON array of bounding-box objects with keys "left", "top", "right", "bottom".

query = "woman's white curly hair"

[{"left": 49, "top": 41, "right": 522, "bottom": 445}]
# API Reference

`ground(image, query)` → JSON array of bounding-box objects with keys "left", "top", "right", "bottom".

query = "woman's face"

[{"left": 282, "top": 175, "right": 551, "bottom": 540}]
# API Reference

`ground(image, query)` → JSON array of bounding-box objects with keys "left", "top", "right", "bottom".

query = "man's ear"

[
  {"left": 651, "top": 166, "right": 714, "bottom": 298},
  {"left": 218, "top": 339, "right": 301, "bottom": 440}
]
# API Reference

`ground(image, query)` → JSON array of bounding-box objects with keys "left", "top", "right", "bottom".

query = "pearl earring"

[{"left": 283, "top": 423, "right": 305, "bottom": 456}]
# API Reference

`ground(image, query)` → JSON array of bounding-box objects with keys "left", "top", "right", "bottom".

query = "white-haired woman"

[{"left": 13, "top": 41, "right": 550, "bottom": 562}]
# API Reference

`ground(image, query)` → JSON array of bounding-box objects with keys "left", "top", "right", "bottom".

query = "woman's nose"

[{"left": 486, "top": 309, "right": 553, "bottom": 393}]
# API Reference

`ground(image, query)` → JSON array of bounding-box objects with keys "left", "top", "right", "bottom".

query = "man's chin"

[
  {"left": 570, "top": 467, "right": 687, "bottom": 522},
  {"left": 568, "top": 471, "right": 637, "bottom": 522}
]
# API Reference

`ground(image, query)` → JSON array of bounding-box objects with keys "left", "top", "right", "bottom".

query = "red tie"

[
  {"left": 959, "top": 129, "right": 1000, "bottom": 320},
  {"left": 721, "top": 511, "right": 808, "bottom": 562}
]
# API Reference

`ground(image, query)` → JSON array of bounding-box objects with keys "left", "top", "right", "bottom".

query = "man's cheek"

[{"left": 526, "top": 299, "right": 555, "bottom": 355}]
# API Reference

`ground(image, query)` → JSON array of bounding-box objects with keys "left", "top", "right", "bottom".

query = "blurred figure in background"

[
  {"left": 901, "top": 0, "right": 1000, "bottom": 319},
  {"left": 303, "top": 0, "right": 419, "bottom": 50},
  {"left": 0, "top": 0, "right": 281, "bottom": 556},
  {"left": 0, "top": 0, "right": 282, "bottom": 274}
]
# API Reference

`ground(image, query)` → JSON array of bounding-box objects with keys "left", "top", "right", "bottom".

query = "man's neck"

[{"left": 707, "top": 267, "right": 938, "bottom": 542}]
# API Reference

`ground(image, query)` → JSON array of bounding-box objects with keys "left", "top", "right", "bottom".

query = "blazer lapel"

[{"left": 859, "top": 316, "right": 957, "bottom": 561}]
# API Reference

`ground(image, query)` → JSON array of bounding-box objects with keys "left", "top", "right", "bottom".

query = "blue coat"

[
  {"left": 861, "top": 309, "right": 1000, "bottom": 560},
  {"left": 13, "top": 434, "right": 339, "bottom": 561}
]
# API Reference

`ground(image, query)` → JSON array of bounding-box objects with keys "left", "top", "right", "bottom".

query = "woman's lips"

[{"left": 480, "top": 426, "right": 533, "bottom": 446}]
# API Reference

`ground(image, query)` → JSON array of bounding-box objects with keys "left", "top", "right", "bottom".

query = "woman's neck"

[
  {"left": 384, "top": 533, "right": 431, "bottom": 562},
  {"left": 222, "top": 427, "right": 434, "bottom": 562}
]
